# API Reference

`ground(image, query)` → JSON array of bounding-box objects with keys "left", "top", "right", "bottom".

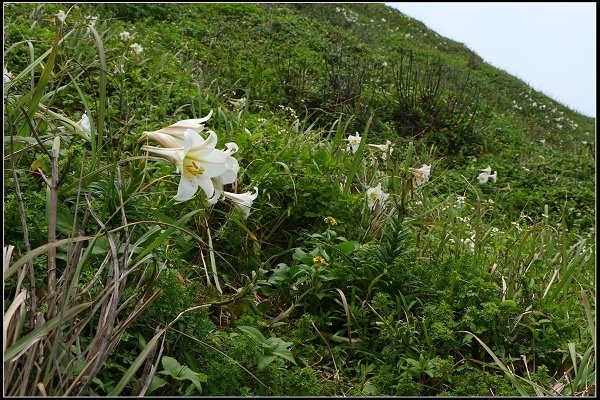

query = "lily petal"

[
  {"left": 174, "top": 173, "right": 199, "bottom": 202},
  {"left": 142, "top": 145, "right": 183, "bottom": 165}
]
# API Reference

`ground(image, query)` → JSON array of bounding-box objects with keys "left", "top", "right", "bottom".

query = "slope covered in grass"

[{"left": 3, "top": 3, "right": 595, "bottom": 396}]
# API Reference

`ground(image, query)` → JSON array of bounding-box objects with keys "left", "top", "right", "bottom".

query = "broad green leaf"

[
  {"left": 146, "top": 376, "right": 168, "bottom": 395},
  {"left": 237, "top": 325, "right": 265, "bottom": 341},
  {"left": 161, "top": 356, "right": 181, "bottom": 374}
]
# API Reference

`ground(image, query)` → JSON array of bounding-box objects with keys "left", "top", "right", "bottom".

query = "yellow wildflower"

[{"left": 324, "top": 216, "right": 337, "bottom": 225}]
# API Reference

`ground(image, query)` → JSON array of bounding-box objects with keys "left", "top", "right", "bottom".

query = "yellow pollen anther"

[{"left": 185, "top": 161, "right": 205, "bottom": 176}]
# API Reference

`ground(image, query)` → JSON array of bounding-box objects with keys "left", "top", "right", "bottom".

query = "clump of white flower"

[
  {"left": 119, "top": 31, "right": 132, "bottom": 42},
  {"left": 141, "top": 111, "right": 255, "bottom": 210},
  {"left": 477, "top": 166, "right": 497, "bottom": 184},
  {"left": 130, "top": 43, "right": 143, "bottom": 55}
]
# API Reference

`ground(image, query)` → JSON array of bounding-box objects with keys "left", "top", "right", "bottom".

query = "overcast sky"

[{"left": 385, "top": 2, "right": 596, "bottom": 118}]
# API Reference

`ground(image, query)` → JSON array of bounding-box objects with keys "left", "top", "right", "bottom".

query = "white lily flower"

[
  {"left": 366, "top": 183, "right": 389, "bottom": 210},
  {"left": 223, "top": 187, "right": 259, "bottom": 218},
  {"left": 477, "top": 168, "right": 497, "bottom": 184},
  {"left": 228, "top": 97, "right": 247, "bottom": 109},
  {"left": 220, "top": 142, "right": 240, "bottom": 185},
  {"left": 409, "top": 164, "right": 431, "bottom": 187},
  {"left": 4, "top": 68, "right": 13, "bottom": 83},
  {"left": 85, "top": 15, "right": 98, "bottom": 33},
  {"left": 346, "top": 132, "right": 361, "bottom": 153},
  {"left": 142, "top": 111, "right": 214, "bottom": 148},
  {"left": 480, "top": 165, "right": 491, "bottom": 175},
  {"left": 207, "top": 142, "right": 240, "bottom": 205},
  {"left": 79, "top": 113, "right": 91, "bottom": 134},
  {"left": 142, "top": 129, "right": 229, "bottom": 202},
  {"left": 119, "top": 31, "right": 132, "bottom": 41},
  {"left": 477, "top": 171, "right": 490, "bottom": 184},
  {"left": 56, "top": 10, "right": 66, "bottom": 23},
  {"left": 130, "top": 43, "right": 143, "bottom": 55},
  {"left": 368, "top": 140, "right": 392, "bottom": 160}
]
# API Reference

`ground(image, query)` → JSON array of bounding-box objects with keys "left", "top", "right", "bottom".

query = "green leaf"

[
  {"left": 161, "top": 356, "right": 182, "bottom": 374},
  {"left": 146, "top": 376, "right": 168, "bottom": 395},
  {"left": 237, "top": 325, "right": 265, "bottom": 341},
  {"left": 336, "top": 241, "right": 358, "bottom": 254},
  {"left": 257, "top": 354, "right": 276, "bottom": 369},
  {"left": 498, "top": 299, "right": 519, "bottom": 309},
  {"left": 109, "top": 327, "right": 167, "bottom": 395},
  {"left": 133, "top": 208, "right": 205, "bottom": 264}
]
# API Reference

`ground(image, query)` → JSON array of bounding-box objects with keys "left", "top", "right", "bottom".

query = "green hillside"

[{"left": 3, "top": 3, "right": 595, "bottom": 396}]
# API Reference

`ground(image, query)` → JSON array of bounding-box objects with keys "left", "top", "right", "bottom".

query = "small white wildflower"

[
  {"left": 119, "top": 31, "right": 132, "bottom": 42},
  {"left": 56, "top": 10, "right": 66, "bottom": 23},
  {"left": 228, "top": 97, "right": 247, "bottom": 109},
  {"left": 130, "top": 43, "right": 143, "bottom": 55},
  {"left": 85, "top": 15, "right": 98, "bottom": 33},
  {"left": 4, "top": 68, "right": 13, "bottom": 83},
  {"left": 456, "top": 195, "right": 466, "bottom": 206},
  {"left": 539, "top": 139, "right": 545, "bottom": 144},
  {"left": 511, "top": 221, "right": 522, "bottom": 233},
  {"left": 79, "top": 113, "right": 91, "bottom": 134},
  {"left": 381, "top": 18, "right": 386, "bottom": 23},
  {"left": 346, "top": 132, "right": 362, "bottom": 153}
]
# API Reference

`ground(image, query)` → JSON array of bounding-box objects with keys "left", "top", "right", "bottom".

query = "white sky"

[{"left": 385, "top": 2, "right": 596, "bottom": 118}]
